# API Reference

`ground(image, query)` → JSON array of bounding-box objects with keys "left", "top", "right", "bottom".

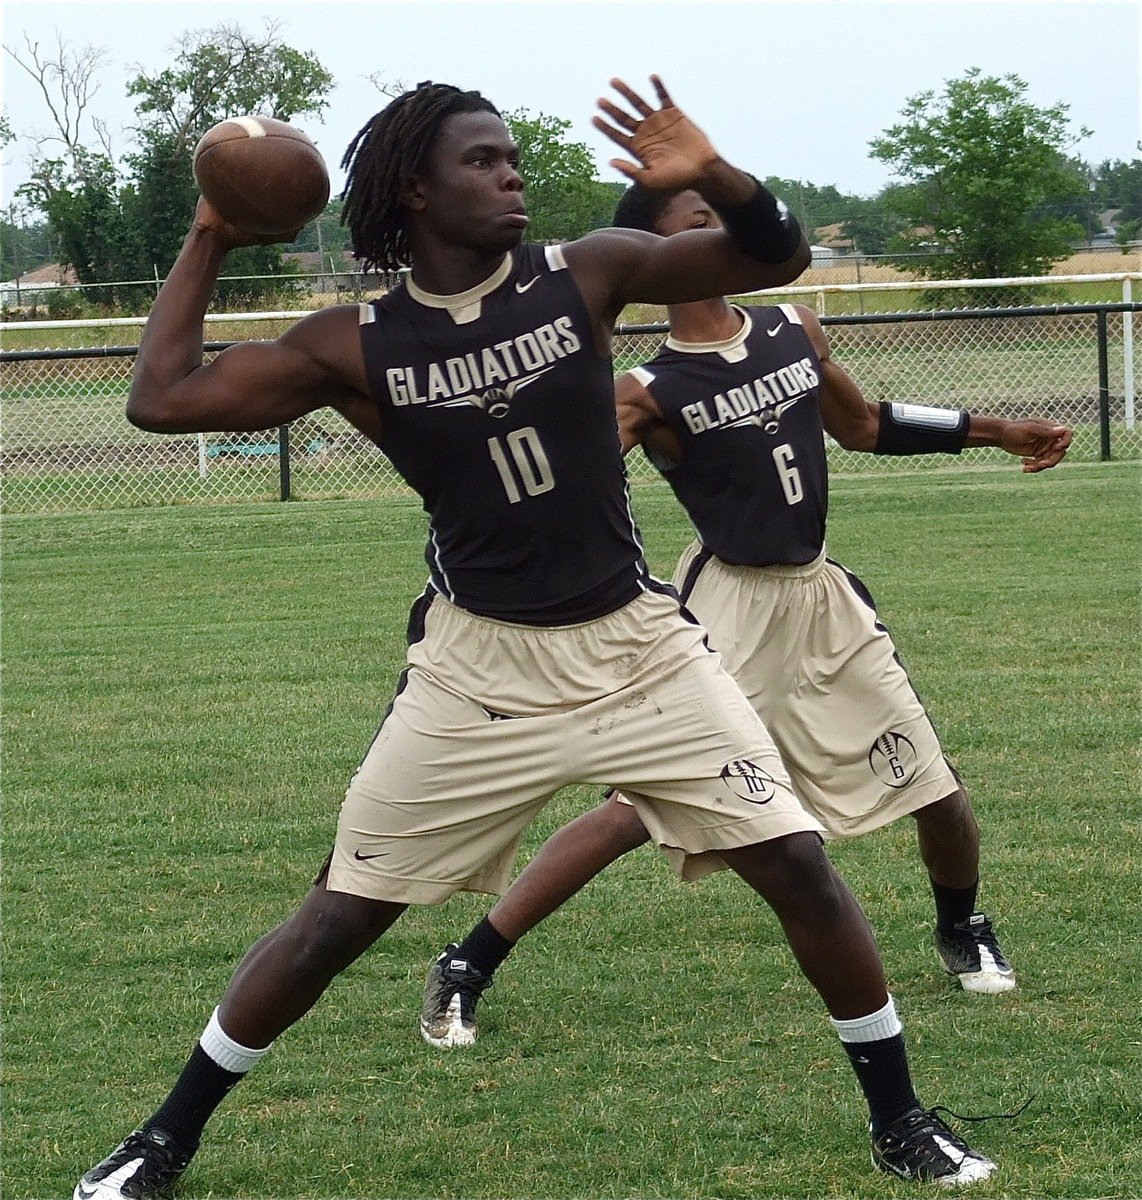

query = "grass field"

[{"left": 2, "top": 463, "right": 1140, "bottom": 1199}]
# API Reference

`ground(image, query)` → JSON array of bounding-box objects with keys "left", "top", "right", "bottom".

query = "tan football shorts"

[
  {"left": 666, "top": 543, "right": 959, "bottom": 839},
  {"left": 327, "top": 587, "right": 821, "bottom": 904}
]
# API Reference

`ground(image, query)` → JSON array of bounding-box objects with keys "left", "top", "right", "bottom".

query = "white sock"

[
  {"left": 829, "top": 995, "right": 903, "bottom": 1044},
  {"left": 199, "top": 1007, "right": 272, "bottom": 1074}
]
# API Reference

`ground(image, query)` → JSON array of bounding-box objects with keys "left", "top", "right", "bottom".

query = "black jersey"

[
  {"left": 636, "top": 304, "right": 828, "bottom": 566},
  {"left": 359, "top": 243, "right": 647, "bottom": 624}
]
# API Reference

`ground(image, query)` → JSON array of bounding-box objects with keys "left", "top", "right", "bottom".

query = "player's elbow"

[{"left": 126, "top": 384, "right": 182, "bottom": 433}]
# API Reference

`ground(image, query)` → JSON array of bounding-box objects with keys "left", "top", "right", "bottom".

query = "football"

[{"left": 192, "top": 116, "right": 330, "bottom": 237}]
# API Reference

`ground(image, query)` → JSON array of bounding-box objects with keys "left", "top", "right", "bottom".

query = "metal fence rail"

[{"left": 2, "top": 303, "right": 1139, "bottom": 514}]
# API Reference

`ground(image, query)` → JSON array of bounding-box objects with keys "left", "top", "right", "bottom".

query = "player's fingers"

[
  {"left": 608, "top": 77, "right": 655, "bottom": 117},
  {"left": 649, "top": 74, "right": 675, "bottom": 108},
  {"left": 596, "top": 98, "right": 640, "bottom": 132},
  {"left": 608, "top": 156, "right": 644, "bottom": 181},
  {"left": 592, "top": 114, "right": 634, "bottom": 150}
]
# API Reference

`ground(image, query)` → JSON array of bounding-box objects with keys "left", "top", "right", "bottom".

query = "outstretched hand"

[
  {"left": 1000, "top": 418, "right": 1073, "bottom": 472},
  {"left": 593, "top": 75, "right": 720, "bottom": 191}
]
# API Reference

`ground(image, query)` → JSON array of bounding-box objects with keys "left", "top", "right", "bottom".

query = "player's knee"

[
  {"left": 726, "top": 832, "right": 845, "bottom": 916},
  {"left": 916, "top": 785, "right": 977, "bottom": 835},
  {"left": 287, "top": 893, "right": 400, "bottom": 978}
]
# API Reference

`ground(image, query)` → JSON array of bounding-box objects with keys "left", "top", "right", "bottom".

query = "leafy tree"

[
  {"left": 870, "top": 69, "right": 1088, "bottom": 280},
  {"left": 8, "top": 24, "right": 333, "bottom": 307},
  {"left": 1093, "top": 157, "right": 1142, "bottom": 224},
  {"left": 505, "top": 110, "right": 619, "bottom": 241},
  {"left": 125, "top": 23, "right": 333, "bottom": 292},
  {"left": 838, "top": 193, "right": 909, "bottom": 256},
  {"left": 0, "top": 207, "right": 53, "bottom": 283}
]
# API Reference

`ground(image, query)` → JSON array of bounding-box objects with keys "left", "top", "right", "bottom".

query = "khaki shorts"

[
  {"left": 327, "top": 588, "right": 821, "bottom": 904},
  {"left": 670, "top": 544, "right": 958, "bottom": 839}
]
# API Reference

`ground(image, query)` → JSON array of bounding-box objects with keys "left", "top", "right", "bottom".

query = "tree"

[
  {"left": 504, "top": 110, "right": 619, "bottom": 241},
  {"left": 125, "top": 23, "right": 333, "bottom": 291},
  {"left": 1093, "top": 157, "right": 1142, "bottom": 225},
  {"left": 870, "top": 69, "right": 1088, "bottom": 281},
  {"left": 7, "top": 24, "right": 333, "bottom": 307}
]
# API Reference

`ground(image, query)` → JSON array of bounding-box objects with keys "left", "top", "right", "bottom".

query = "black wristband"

[
  {"left": 875, "top": 402, "right": 970, "bottom": 455},
  {"left": 712, "top": 177, "right": 803, "bottom": 265}
]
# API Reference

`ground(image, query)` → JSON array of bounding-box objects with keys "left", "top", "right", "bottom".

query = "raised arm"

[
  {"left": 127, "top": 200, "right": 377, "bottom": 438},
  {"left": 564, "top": 76, "right": 811, "bottom": 325},
  {"left": 804, "top": 305, "right": 1073, "bottom": 473}
]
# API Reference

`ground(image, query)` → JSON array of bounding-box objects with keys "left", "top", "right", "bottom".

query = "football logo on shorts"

[
  {"left": 720, "top": 759, "right": 777, "bottom": 804},
  {"left": 868, "top": 731, "right": 918, "bottom": 788}
]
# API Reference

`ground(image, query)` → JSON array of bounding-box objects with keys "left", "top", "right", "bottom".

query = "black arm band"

[
  {"left": 712, "top": 177, "right": 804, "bottom": 265},
  {"left": 875, "top": 402, "right": 970, "bottom": 456}
]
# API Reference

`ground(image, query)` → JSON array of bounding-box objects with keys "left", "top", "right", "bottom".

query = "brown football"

[{"left": 192, "top": 116, "right": 330, "bottom": 236}]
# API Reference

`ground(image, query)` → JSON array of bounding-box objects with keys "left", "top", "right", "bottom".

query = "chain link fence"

[{"left": 2, "top": 289, "right": 1139, "bottom": 514}]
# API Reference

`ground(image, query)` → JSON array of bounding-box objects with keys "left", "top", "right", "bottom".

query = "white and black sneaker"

[
  {"left": 73, "top": 1126, "right": 194, "bottom": 1199},
  {"left": 872, "top": 1106, "right": 997, "bottom": 1185},
  {"left": 935, "top": 912, "right": 1016, "bottom": 994},
  {"left": 420, "top": 943, "right": 494, "bottom": 1048}
]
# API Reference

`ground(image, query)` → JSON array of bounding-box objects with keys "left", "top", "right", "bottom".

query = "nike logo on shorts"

[{"left": 353, "top": 848, "right": 388, "bottom": 861}]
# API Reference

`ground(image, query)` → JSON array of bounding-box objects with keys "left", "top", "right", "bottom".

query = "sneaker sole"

[
  {"left": 958, "top": 970, "right": 1017, "bottom": 994},
  {"left": 871, "top": 1151, "right": 998, "bottom": 1187},
  {"left": 936, "top": 949, "right": 1017, "bottom": 994},
  {"left": 420, "top": 1020, "right": 477, "bottom": 1048}
]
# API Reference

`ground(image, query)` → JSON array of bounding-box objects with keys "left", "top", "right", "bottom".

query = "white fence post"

[{"left": 1124, "top": 277, "right": 1135, "bottom": 432}]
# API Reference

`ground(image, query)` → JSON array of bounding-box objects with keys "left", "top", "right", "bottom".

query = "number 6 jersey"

[{"left": 633, "top": 304, "right": 828, "bottom": 566}]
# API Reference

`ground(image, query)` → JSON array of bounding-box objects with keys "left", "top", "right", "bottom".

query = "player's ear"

[{"left": 401, "top": 173, "right": 429, "bottom": 213}]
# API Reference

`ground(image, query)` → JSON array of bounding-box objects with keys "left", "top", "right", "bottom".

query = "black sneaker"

[
  {"left": 935, "top": 912, "right": 1016, "bottom": 994},
  {"left": 872, "top": 1106, "right": 997, "bottom": 1185},
  {"left": 73, "top": 1126, "right": 194, "bottom": 1199},
  {"left": 420, "top": 942, "right": 493, "bottom": 1047}
]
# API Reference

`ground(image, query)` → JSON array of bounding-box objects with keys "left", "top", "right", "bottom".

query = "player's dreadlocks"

[
  {"left": 612, "top": 184, "right": 677, "bottom": 234},
  {"left": 341, "top": 81, "right": 500, "bottom": 274}
]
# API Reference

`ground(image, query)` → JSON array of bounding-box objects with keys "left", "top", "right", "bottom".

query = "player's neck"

[
  {"left": 665, "top": 297, "right": 740, "bottom": 345},
  {"left": 408, "top": 242, "right": 515, "bottom": 297}
]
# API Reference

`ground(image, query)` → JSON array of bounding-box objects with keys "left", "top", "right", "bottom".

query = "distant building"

[{"left": 1, "top": 262, "right": 78, "bottom": 306}]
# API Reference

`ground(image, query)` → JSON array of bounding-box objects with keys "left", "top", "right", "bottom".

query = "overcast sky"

[{"left": 2, "top": 0, "right": 1139, "bottom": 211}]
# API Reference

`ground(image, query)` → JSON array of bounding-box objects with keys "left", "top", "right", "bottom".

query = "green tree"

[
  {"left": 1093, "top": 157, "right": 1142, "bottom": 224},
  {"left": 9, "top": 24, "right": 333, "bottom": 307},
  {"left": 505, "top": 110, "right": 618, "bottom": 241},
  {"left": 0, "top": 207, "right": 53, "bottom": 285},
  {"left": 839, "top": 193, "right": 909, "bottom": 256},
  {"left": 870, "top": 69, "right": 1088, "bottom": 280},
  {"left": 125, "top": 23, "right": 334, "bottom": 294}
]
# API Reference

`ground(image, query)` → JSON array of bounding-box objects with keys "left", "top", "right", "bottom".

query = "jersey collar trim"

[
  {"left": 664, "top": 305, "right": 752, "bottom": 360},
  {"left": 405, "top": 253, "right": 513, "bottom": 324}
]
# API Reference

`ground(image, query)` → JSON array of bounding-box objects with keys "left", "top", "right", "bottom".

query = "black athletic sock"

[
  {"left": 147, "top": 1044, "right": 245, "bottom": 1151},
  {"left": 931, "top": 878, "right": 979, "bottom": 933},
  {"left": 841, "top": 1034, "right": 919, "bottom": 1136},
  {"left": 454, "top": 916, "right": 516, "bottom": 977}
]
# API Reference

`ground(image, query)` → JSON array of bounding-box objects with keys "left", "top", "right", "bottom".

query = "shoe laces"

[
  {"left": 120, "top": 1127, "right": 192, "bottom": 1179},
  {"left": 928, "top": 1093, "right": 1035, "bottom": 1127}
]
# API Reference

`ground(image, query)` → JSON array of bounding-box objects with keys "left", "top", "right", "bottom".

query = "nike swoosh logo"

[
  {"left": 766, "top": 323, "right": 784, "bottom": 337},
  {"left": 76, "top": 1188, "right": 97, "bottom": 1200},
  {"left": 515, "top": 276, "right": 541, "bottom": 294},
  {"left": 353, "top": 849, "right": 388, "bottom": 861}
]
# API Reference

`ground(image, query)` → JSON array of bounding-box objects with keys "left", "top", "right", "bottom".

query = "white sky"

[{"left": 2, "top": 0, "right": 1139, "bottom": 212}]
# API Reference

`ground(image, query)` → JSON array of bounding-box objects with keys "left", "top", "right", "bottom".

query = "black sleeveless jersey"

[
  {"left": 635, "top": 304, "right": 829, "bottom": 566},
  {"left": 359, "top": 242, "right": 647, "bottom": 624}
]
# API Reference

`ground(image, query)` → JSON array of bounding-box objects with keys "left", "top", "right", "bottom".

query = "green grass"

[{"left": 2, "top": 463, "right": 1140, "bottom": 1199}]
